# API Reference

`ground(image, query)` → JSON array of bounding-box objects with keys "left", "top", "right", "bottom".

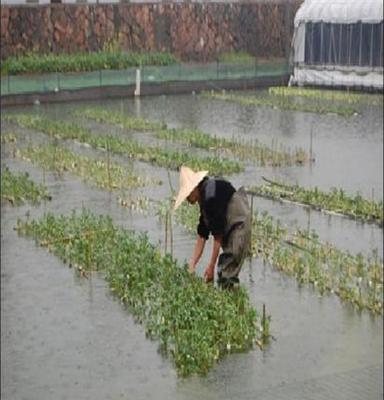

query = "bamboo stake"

[
  {"left": 106, "top": 136, "right": 111, "bottom": 191},
  {"left": 167, "top": 169, "right": 175, "bottom": 196},
  {"left": 169, "top": 209, "right": 173, "bottom": 258},
  {"left": 249, "top": 194, "right": 254, "bottom": 256},
  {"left": 262, "top": 303, "right": 267, "bottom": 342},
  {"left": 310, "top": 126, "right": 313, "bottom": 162},
  {"left": 165, "top": 210, "right": 168, "bottom": 255},
  {"left": 371, "top": 188, "right": 375, "bottom": 217}
]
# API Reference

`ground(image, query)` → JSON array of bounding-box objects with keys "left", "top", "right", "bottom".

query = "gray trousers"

[{"left": 217, "top": 187, "right": 251, "bottom": 288}]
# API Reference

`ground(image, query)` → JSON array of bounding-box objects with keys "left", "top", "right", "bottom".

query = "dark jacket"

[{"left": 197, "top": 176, "right": 236, "bottom": 240}]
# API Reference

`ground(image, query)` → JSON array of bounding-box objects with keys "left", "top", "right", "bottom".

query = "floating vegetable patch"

[
  {"left": 168, "top": 201, "right": 383, "bottom": 314},
  {"left": 202, "top": 91, "right": 358, "bottom": 117},
  {"left": 5, "top": 114, "right": 242, "bottom": 175},
  {"left": 268, "top": 87, "right": 384, "bottom": 107},
  {"left": 74, "top": 107, "right": 307, "bottom": 166},
  {"left": 246, "top": 177, "right": 383, "bottom": 226},
  {"left": 16, "top": 210, "right": 266, "bottom": 377},
  {"left": 1, "top": 165, "right": 51, "bottom": 205},
  {"left": 17, "top": 145, "right": 157, "bottom": 191}
]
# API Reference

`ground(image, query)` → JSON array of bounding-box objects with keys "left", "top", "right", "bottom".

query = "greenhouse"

[{"left": 289, "top": 0, "right": 383, "bottom": 90}]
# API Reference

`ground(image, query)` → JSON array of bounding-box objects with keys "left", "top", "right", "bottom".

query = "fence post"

[{"left": 134, "top": 68, "right": 141, "bottom": 96}]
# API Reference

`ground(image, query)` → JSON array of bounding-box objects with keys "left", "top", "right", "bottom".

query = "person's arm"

[
  {"left": 204, "top": 235, "right": 222, "bottom": 282},
  {"left": 188, "top": 235, "right": 206, "bottom": 273}
]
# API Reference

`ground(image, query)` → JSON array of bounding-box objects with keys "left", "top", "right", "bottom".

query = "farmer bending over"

[{"left": 174, "top": 166, "right": 251, "bottom": 288}]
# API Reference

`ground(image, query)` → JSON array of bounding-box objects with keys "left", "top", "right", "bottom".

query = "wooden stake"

[
  {"left": 169, "top": 210, "right": 173, "bottom": 258},
  {"left": 106, "top": 136, "right": 111, "bottom": 191},
  {"left": 310, "top": 126, "right": 313, "bottom": 162},
  {"left": 249, "top": 194, "right": 254, "bottom": 256},
  {"left": 262, "top": 303, "right": 267, "bottom": 341},
  {"left": 165, "top": 210, "right": 168, "bottom": 255}
]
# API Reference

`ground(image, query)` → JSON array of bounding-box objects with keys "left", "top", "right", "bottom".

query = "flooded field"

[{"left": 1, "top": 90, "right": 383, "bottom": 399}]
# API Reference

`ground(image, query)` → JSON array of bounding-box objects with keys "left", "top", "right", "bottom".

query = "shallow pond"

[{"left": 1, "top": 90, "right": 383, "bottom": 399}]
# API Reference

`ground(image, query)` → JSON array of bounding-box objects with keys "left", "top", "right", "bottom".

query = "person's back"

[{"left": 174, "top": 166, "right": 251, "bottom": 288}]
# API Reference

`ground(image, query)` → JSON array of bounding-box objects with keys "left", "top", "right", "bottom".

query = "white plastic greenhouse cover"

[
  {"left": 294, "top": 0, "right": 383, "bottom": 25},
  {"left": 290, "top": 0, "right": 383, "bottom": 89}
]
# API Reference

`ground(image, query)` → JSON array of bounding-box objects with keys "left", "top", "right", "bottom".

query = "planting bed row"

[
  {"left": 246, "top": 178, "right": 383, "bottom": 226},
  {"left": 202, "top": 91, "right": 359, "bottom": 117},
  {"left": 1, "top": 165, "right": 51, "bottom": 205},
  {"left": 268, "top": 87, "right": 384, "bottom": 106},
  {"left": 169, "top": 202, "right": 383, "bottom": 314},
  {"left": 15, "top": 210, "right": 266, "bottom": 377},
  {"left": 17, "top": 145, "right": 158, "bottom": 192},
  {"left": 2, "top": 116, "right": 382, "bottom": 314},
  {"left": 4, "top": 114, "right": 241, "bottom": 175},
  {"left": 75, "top": 107, "right": 307, "bottom": 166}
]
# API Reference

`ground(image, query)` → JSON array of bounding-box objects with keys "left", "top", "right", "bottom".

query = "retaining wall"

[{"left": 1, "top": 1, "right": 302, "bottom": 61}]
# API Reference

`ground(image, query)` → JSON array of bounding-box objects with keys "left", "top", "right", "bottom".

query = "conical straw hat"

[{"left": 174, "top": 166, "right": 208, "bottom": 210}]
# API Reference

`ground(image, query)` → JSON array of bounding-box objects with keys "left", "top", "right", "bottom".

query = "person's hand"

[
  {"left": 188, "top": 261, "right": 196, "bottom": 274},
  {"left": 204, "top": 265, "right": 215, "bottom": 283}
]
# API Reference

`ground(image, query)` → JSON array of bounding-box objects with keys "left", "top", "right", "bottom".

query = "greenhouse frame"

[{"left": 289, "top": 0, "right": 383, "bottom": 90}]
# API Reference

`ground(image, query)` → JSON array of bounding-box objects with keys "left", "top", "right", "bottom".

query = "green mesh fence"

[{"left": 1, "top": 60, "right": 290, "bottom": 96}]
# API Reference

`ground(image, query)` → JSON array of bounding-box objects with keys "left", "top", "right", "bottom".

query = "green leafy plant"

[
  {"left": 166, "top": 201, "right": 383, "bottom": 315},
  {"left": 75, "top": 107, "right": 308, "bottom": 166},
  {"left": 17, "top": 144, "right": 157, "bottom": 191},
  {"left": 1, "top": 132, "right": 17, "bottom": 144},
  {"left": 16, "top": 210, "right": 267, "bottom": 377},
  {"left": 1, "top": 165, "right": 51, "bottom": 205},
  {"left": 6, "top": 114, "right": 242, "bottom": 175},
  {"left": 202, "top": 91, "right": 358, "bottom": 117},
  {"left": 217, "top": 51, "right": 255, "bottom": 65},
  {"left": 269, "top": 87, "right": 384, "bottom": 106},
  {"left": 1, "top": 51, "right": 179, "bottom": 75},
  {"left": 246, "top": 178, "right": 383, "bottom": 226}
]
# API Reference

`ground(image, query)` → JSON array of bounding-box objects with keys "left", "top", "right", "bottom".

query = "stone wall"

[{"left": 1, "top": 1, "right": 302, "bottom": 61}]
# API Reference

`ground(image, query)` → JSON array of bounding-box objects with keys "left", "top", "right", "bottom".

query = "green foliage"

[
  {"left": 269, "top": 87, "right": 384, "bottom": 106},
  {"left": 6, "top": 114, "right": 242, "bottom": 175},
  {"left": 1, "top": 132, "right": 17, "bottom": 144},
  {"left": 17, "top": 144, "right": 157, "bottom": 191},
  {"left": 217, "top": 51, "right": 255, "bottom": 64},
  {"left": 247, "top": 180, "right": 383, "bottom": 226},
  {"left": 169, "top": 202, "right": 383, "bottom": 314},
  {"left": 75, "top": 107, "right": 308, "bottom": 166},
  {"left": 202, "top": 91, "right": 358, "bottom": 117},
  {"left": 78, "top": 108, "right": 165, "bottom": 132},
  {"left": 16, "top": 210, "right": 263, "bottom": 377},
  {"left": 1, "top": 165, "right": 51, "bottom": 205},
  {"left": 1, "top": 51, "right": 179, "bottom": 75}
]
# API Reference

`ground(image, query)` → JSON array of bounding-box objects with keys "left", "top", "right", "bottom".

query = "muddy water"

[{"left": 1, "top": 92, "right": 383, "bottom": 400}]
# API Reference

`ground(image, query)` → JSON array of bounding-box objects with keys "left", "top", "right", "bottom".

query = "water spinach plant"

[
  {"left": 1, "top": 132, "right": 17, "bottom": 144},
  {"left": 16, "top": 210, "right": 264, "bottom": 377},
  {"left": 16, "top": 144, "right": 157, "bottom": 191},
  {"left": 5, "top": 114, "right": 242, "bottom": 175},
  {"left": 75, "top": 107, "right": 308, "bottom": 166},
  {"left": 246, "top": 178, "right": 383, "bottom": 226},
  {"left": 1, "top": 165, "right": 51, "bottom": 205},
  {"left": 168, "top": 202, "right": 383, "bottom": 314},
  {"left": 268, "top": 87, "right": 384, "bottom": 107},
  {"left": 202, "top": 91, "right": 358, "bottom": 117}
]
